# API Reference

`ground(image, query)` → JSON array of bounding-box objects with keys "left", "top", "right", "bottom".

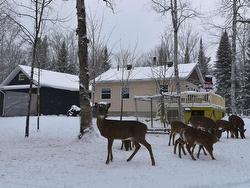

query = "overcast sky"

[{"left": 51, "top": 0, "right": 223, "bottom": 61}]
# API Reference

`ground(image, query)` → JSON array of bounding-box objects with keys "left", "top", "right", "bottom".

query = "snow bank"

[{"left": 0, "top": 116, "right": 250, "bottom": 188}]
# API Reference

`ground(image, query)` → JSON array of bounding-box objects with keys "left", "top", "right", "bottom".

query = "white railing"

[{"left": 166, "top": 91, "right": 225, "bottom": 109}]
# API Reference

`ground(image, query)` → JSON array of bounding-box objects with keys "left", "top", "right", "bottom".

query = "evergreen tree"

[
  {"left": 241, "top": 38, "right": 250, "bottom": 109},
  {"left": 57, "top": 40, "right": 68, "bottom": 73},
  {"left": 198, "top": 38, "right": 209, "bottom": 76},
  {"left": 100, "top": 46, "right": 111, "bottom": 73},
  {"left": 214, "top": 30, "right": 232, "bottom": 108}
]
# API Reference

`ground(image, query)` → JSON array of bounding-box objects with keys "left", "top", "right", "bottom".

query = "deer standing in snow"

[
  {"left": 168, "top": 121, "right": 189, "bottom": 146},
  {"left": 95, "top": 102, "right": 155, "bottom": 166},
  {"left": 215, "top": 119, "right": 235, "bottom": 138},
  {"left": 179, "top": 126, "right": 219, "bottom": 160},
  {"left": 189, "top": 116, "right": 222, "bottom": 140},
  {"left": 229, "top": 115, "right": 246, "bottom": 139}
]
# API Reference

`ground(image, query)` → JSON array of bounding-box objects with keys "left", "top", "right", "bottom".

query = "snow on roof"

[
  {"left": 96, "top": 63, "right": 198, "bottom": 83},
  {"left": 1, "top": 65, "right": 80, "bottom": 91},
  {"left": 20, "top": 65, "right": 79, "bottom": 91}
]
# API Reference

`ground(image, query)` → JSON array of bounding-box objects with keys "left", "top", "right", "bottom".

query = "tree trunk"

[
  {"left": 25, "top": 39, "right": 37, "bottom": 137},
  {"left": 172, "top": 0, "right": 183, "bottom": 121},
  {"left": 231, "top": 0, "right": 237, "bottom": 114},
  {"left": 76, "top": 0, "right": 92, "bottom": 139}
]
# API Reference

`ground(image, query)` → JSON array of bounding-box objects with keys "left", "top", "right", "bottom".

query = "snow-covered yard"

[{"left": 0, "top": 116, "right": 250, "bottom": 188}]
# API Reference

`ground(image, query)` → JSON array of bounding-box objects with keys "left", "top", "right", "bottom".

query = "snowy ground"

[{"left": 0, "top": 116, "right": 250, "bottom": 188}]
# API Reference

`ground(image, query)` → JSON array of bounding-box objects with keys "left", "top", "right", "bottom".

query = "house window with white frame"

[
  {"left": 101, "top": 88, "right": 111, "bottom": 99},
  {"left": 121, "top": 87, "right": 129, "bottom": 99},
  {"left": 18, "top": 73, "right": 26, "bottom": 81}
]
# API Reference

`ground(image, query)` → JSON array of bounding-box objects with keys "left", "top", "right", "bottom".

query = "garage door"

[{"left": 3, "top": 91, "right": 37, "bottom": 117}]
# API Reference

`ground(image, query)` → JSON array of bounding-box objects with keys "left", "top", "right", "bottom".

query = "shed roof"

[{"left": 1, "top": 65, "right": 79, "bottom": 91}]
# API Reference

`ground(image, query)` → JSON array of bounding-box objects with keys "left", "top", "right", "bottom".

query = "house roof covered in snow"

[
  {"left": 96, "top": 63, "right": 203, "bottom": 83},
  {"left": 0, "top": 65, "right": 79, "bottom": 91}
]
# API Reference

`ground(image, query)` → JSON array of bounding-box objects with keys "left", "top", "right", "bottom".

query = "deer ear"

[
  {"left": 107, "top": 103, "right": 111, "bottom": 109},
  {"left": 94, "top": 102, "right": 98, "bottom": 107}
]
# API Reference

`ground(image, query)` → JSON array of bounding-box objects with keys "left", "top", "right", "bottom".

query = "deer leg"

[
  {"left": 186, "top": 144, "right": 196, "bottom": 160},
  {"left": 127, "top": 141, "right": 141, "bottom": 162},
  {"left": 106, "top": 138, "right": 114, "bottom": 164},
  {"left": 110, "top": 139, "right": 114, "bottom": 161},
  {"left": 178, "top": 142, "right": 183, "bottom": 158},
  {"left": 191, "top": 144, "right": 196, "bottom": 155},
  {"left": 172, "top": 133, "right": 176, "bottom": 145},
  {"left": 140, "top": 140, "right": 156, "bottom": 166},
  {"left": 240, "top": 129, "right": 246, "bottom": 139},
  {"left": 202, "top": 146, "right": 207, "bottom": 156},
  {"left": 197, "top": 145, "right": 203, "bottom": 159},
  {"left": 174, "top": 139, "right": 178, "bottom": 154},
  {"left": 182, "top": 144, "right": 186, "bottom": 155},
  {"left": 121, "top": 141, "right": 124, "bottom": 150},
  {"left": 168, "top": 133, "right": 172, "bottom": 146},
  {"left": 204, "top": 144, "right": 215, "bottom": 160}
]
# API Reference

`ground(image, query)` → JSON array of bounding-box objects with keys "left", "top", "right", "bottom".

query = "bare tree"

[
  {"left": 87, "top": 11, "right": 112, "bottom": 106},
  {"left": 114, "top": 45, "right": 138, "bottom": 120},
  {"left": 152, "top": 0, "right": 197, "bottom": 121},
  {"left": 179, "top": 26, "right": 199, "bottom": 64}
]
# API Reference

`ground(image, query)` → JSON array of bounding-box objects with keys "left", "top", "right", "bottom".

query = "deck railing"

[
  {"left": 182, "top": 91, "right": 225, "bottom": 108},
  {"left": 166, "top": 91, "right": 225, "bottom": 109}
]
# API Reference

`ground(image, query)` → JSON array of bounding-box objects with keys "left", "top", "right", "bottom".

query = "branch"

[
  {"left": 152, "top": 0, "right": 171, "bottom": 15},
  {"left": 237, "top": 19, "right": 250, "bottom": 23},
  {"left": 103, "top": 0, "right": 115, "bottom": 13}
]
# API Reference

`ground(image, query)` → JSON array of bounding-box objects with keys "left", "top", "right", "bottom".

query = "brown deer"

[
  {"left": 229, "top": 115, "right": 246, "bottom": 139},
  {"left": 171, "top": 121, "right": 206, "bottom": 159},
  {"left": 174, "top": 137, "right": 187, "bottom": 158},
  {"left": 189, "top": 116, "right": 222, "bottom": 140},
  {"left": 95, "top": 102, "right": 155, "bottom": 166},
  {"left": 179, "top": 126, "right": 219, "bottom": 160},
  {"left": 168, "top": 121, "right": 189, "bottom": 146},
  {"left": 215, "top": 119, "right": 235, "bottom": 138}
]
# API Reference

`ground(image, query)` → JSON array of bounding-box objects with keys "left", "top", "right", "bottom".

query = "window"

[
  {"left": 160, "top": 85, "right": 168, "bottom": 94},
  {"left": 101, "top": 88, "right": 111, "bottom": 99},
  {"left": 121, "top": 87, "right": 129, "bottom": 99},
  {"left": 18, "top": 73, "right": 26, "bottom": 81}
]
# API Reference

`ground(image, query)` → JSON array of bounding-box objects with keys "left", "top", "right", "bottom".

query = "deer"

[
  {"left": 188, "top": 116, "right": 222, "bottom": 157},
  {"left": 189, "top": 116, "right": 222, "bottom": 140},
  {"left": 168, "top": 121, "right": 189, "bottom": 146},
  {"left": 179, "top": 126, "right": 219, "bottom": 160},
  {"left": 215, "top": 119, "right": 235, "bottom": 139},
  {"left": 95, "top": 102, "right": 155, "bottom": 166},
  {"left": 229, "top": 115, "right": 246, "bottom": 139},
  {"left": 169, "top": 121, "right": 207, "bottom": 159}
]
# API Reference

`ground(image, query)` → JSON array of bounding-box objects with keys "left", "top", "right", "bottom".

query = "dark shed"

[{"left": 0, "top": 65, "right": 81, "bottom": 116}]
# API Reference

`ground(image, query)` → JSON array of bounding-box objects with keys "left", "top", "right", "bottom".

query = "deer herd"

[{"left": 94, "top": 102, "right": 246, "bottom": 166}]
